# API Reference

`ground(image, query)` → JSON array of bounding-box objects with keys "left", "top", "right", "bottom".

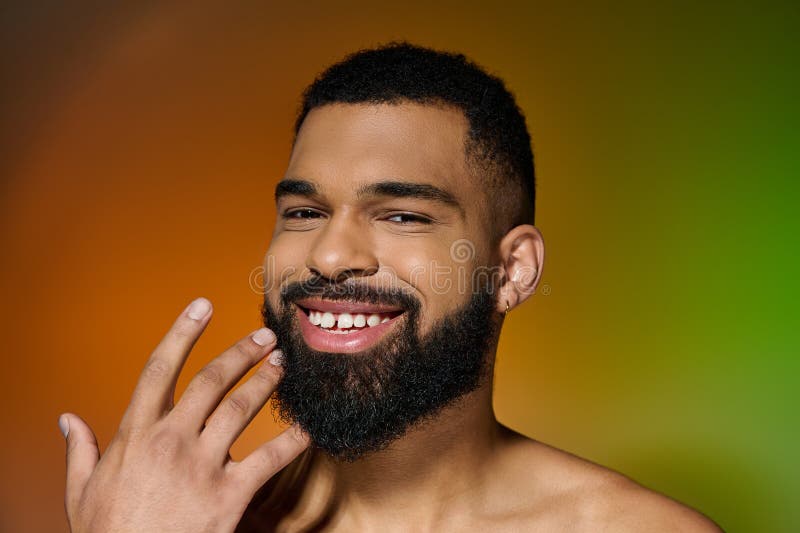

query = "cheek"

[
  {"left": 380, "top": 241, "right": 465, "bottom": 319},
  {"left": 263, "top": 239, "right": 307, "bottom": 308}
]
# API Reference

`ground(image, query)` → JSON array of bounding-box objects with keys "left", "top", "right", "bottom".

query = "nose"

[{"left": 306, "top": 213, "right": 379, "bottom": 283}]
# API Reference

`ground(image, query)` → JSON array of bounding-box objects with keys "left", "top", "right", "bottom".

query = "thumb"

[{"left": 59, "top": 413, "right": 99, "bottom": 517}]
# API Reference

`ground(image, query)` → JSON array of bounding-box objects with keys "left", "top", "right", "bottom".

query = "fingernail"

[
  {"left": 187, "top": 298, "right": 211, "bottom": 320},
  {"left": 58, "top": 415, "right": 70, "bottom": 438},
  {"left": 268, "top": 349, "right": 283, "bottom": 366},
  {"left": 251, "top": 327, "right": 276, "bottom": 346}
]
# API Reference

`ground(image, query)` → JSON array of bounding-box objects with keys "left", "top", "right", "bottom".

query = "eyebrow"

[
  {"left": 275, "top": 178, "right": 464, "bottom": 216},
  {"left": 357, "top": 180, "right": 462, "bottom": 212},
  {"left": 275, "top": 179, "right": 319, "bottom": 201}
]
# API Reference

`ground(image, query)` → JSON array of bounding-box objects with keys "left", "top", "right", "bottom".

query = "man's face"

[{"left": 262, "top": 102, "right": 502, "bottom": 461}]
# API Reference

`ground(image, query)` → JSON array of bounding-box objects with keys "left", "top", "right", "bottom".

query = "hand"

[{"left": 59, "top": 297, "right": 309, "bottom": 532}]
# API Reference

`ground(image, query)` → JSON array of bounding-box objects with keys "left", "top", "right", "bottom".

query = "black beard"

[{"left": 261, "top": 276, "right": 499, "bottom": 462}]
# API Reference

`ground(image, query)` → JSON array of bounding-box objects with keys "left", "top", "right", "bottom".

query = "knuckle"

[
  {"left": 289, "top": 425, "right": 309, "bottom": 446},
  {"left": 172, "top": 318, "right": 197, "bottom": 339},
  {"left": 148, "top": 428, "right": 183, "bottom": 459},
  {"left": 226, "top": 393, "right": 250, "bottom": 415},
  {"left": 142, "top": 357, "right": 171, "bottom": 380},
  {"left": 260, "top": 446, "right": 282, "bottom": 471},
  {"left": 232, "top": 340, "right": 257, "bottom": 361},
  {"left": 197, "top": 364, "right": 225, "bottom": 387},
  {"left": 115, "top": 421, "right": 147, "bottom": 444},
  {"left": 252, "top": 365, "right": 277, "bottom": 386},
  {"left": 113, "top": 425, "right": 133, "bottom": 445}
]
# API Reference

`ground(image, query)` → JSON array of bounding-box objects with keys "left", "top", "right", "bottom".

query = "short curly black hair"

[{"left": 293, "top": 41, "right": 536, "bottom": 235}]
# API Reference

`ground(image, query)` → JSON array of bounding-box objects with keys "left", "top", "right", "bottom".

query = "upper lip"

[{"left": 295, "top": 298, "right": 404, "bottom": 314}]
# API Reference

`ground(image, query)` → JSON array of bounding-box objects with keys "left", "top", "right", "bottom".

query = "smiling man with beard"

[{"left": 59, "top": 42, "right": 723, "bottom": 532}]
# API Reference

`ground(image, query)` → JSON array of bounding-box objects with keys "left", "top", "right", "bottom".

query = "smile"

[{"left": 294, "top": 299, "right": 405, "bottom": 353}]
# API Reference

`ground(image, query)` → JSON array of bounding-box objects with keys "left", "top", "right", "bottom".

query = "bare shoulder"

[
  {"left": 493, "top": 425, "right": 724, "bottom": 532},
  {"left": 579, "top": 468, "right": 724, "bottom": 532}
]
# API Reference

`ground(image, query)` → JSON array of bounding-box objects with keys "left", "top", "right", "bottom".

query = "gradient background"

[{"left": 2, "top": 1, "right": 798, "bottom": 531}]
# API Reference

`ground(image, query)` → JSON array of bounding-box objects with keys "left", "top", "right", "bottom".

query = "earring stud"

[{"left": 505, "top": 301, "right": 510, "bottom": 315}]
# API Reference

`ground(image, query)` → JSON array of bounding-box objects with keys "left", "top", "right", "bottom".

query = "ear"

[{"left": 496, "top": 224, "right": 545, "bottom": 314}]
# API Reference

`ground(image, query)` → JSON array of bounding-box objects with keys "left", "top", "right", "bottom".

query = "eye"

[
  {"left": 283, "top": 208, "right": 323, "bottom": 219},
  {"left": 385, "top": 212, "right": 433, "bottom": 224}
]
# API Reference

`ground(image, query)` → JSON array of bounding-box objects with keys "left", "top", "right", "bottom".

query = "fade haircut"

[{"left": 292, "top": 41, "right": 536, "bottom": 236}]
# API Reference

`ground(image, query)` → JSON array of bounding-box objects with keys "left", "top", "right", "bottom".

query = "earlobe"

[{"left": 496, "top": 224, "right": 544, "bottom": 314}]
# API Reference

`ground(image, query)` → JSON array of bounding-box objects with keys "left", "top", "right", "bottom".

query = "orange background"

[{"left": 2, "top": 2, "right": 798, "bottom": 531}]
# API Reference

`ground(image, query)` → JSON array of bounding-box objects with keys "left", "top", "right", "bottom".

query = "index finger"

[{"left": 120, "top": 297, "right": 213, "bottom": 430}]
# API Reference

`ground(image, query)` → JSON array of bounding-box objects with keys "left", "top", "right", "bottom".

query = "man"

[{"left": 59, "top": 42, "right": 722, "bottom": 531}]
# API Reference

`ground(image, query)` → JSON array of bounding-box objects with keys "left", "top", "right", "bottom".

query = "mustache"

[{"left": 280, "top": 274, "right": 420, "bottom": 312}]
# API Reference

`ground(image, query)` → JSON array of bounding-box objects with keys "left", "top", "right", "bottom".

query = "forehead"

[{"left": 286, "top": 102, "right": 478, "bottom": 203}]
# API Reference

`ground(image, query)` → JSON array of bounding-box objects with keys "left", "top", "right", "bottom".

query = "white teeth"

[
  {"left": 337, "top": 313, "right": 354, "bottom": 329},
  {"left": 305, "top": 307, "right": 397, "bottom": 331},
  {"left": 320, "top": 312, "right": 336, "bottom": 329}
]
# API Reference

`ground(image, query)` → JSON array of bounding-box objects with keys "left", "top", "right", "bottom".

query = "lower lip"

[{"left": 296, "top": 305, "right": 404, "bottom": 353}]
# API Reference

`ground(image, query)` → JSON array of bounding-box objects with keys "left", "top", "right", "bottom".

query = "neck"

[{"left": 307, "top": 380, "right": 504, "bottom": 529}]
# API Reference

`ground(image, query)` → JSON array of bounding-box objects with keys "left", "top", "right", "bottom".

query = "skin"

[
  {"left": 59, "top": 301, "right": 310, "bottom": 532},
  {"left": 60, "top": 102, "right": 723, "bottom": 532},
  {"left": 258, "top": 102, "right": 723, "bottom": 532}
]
